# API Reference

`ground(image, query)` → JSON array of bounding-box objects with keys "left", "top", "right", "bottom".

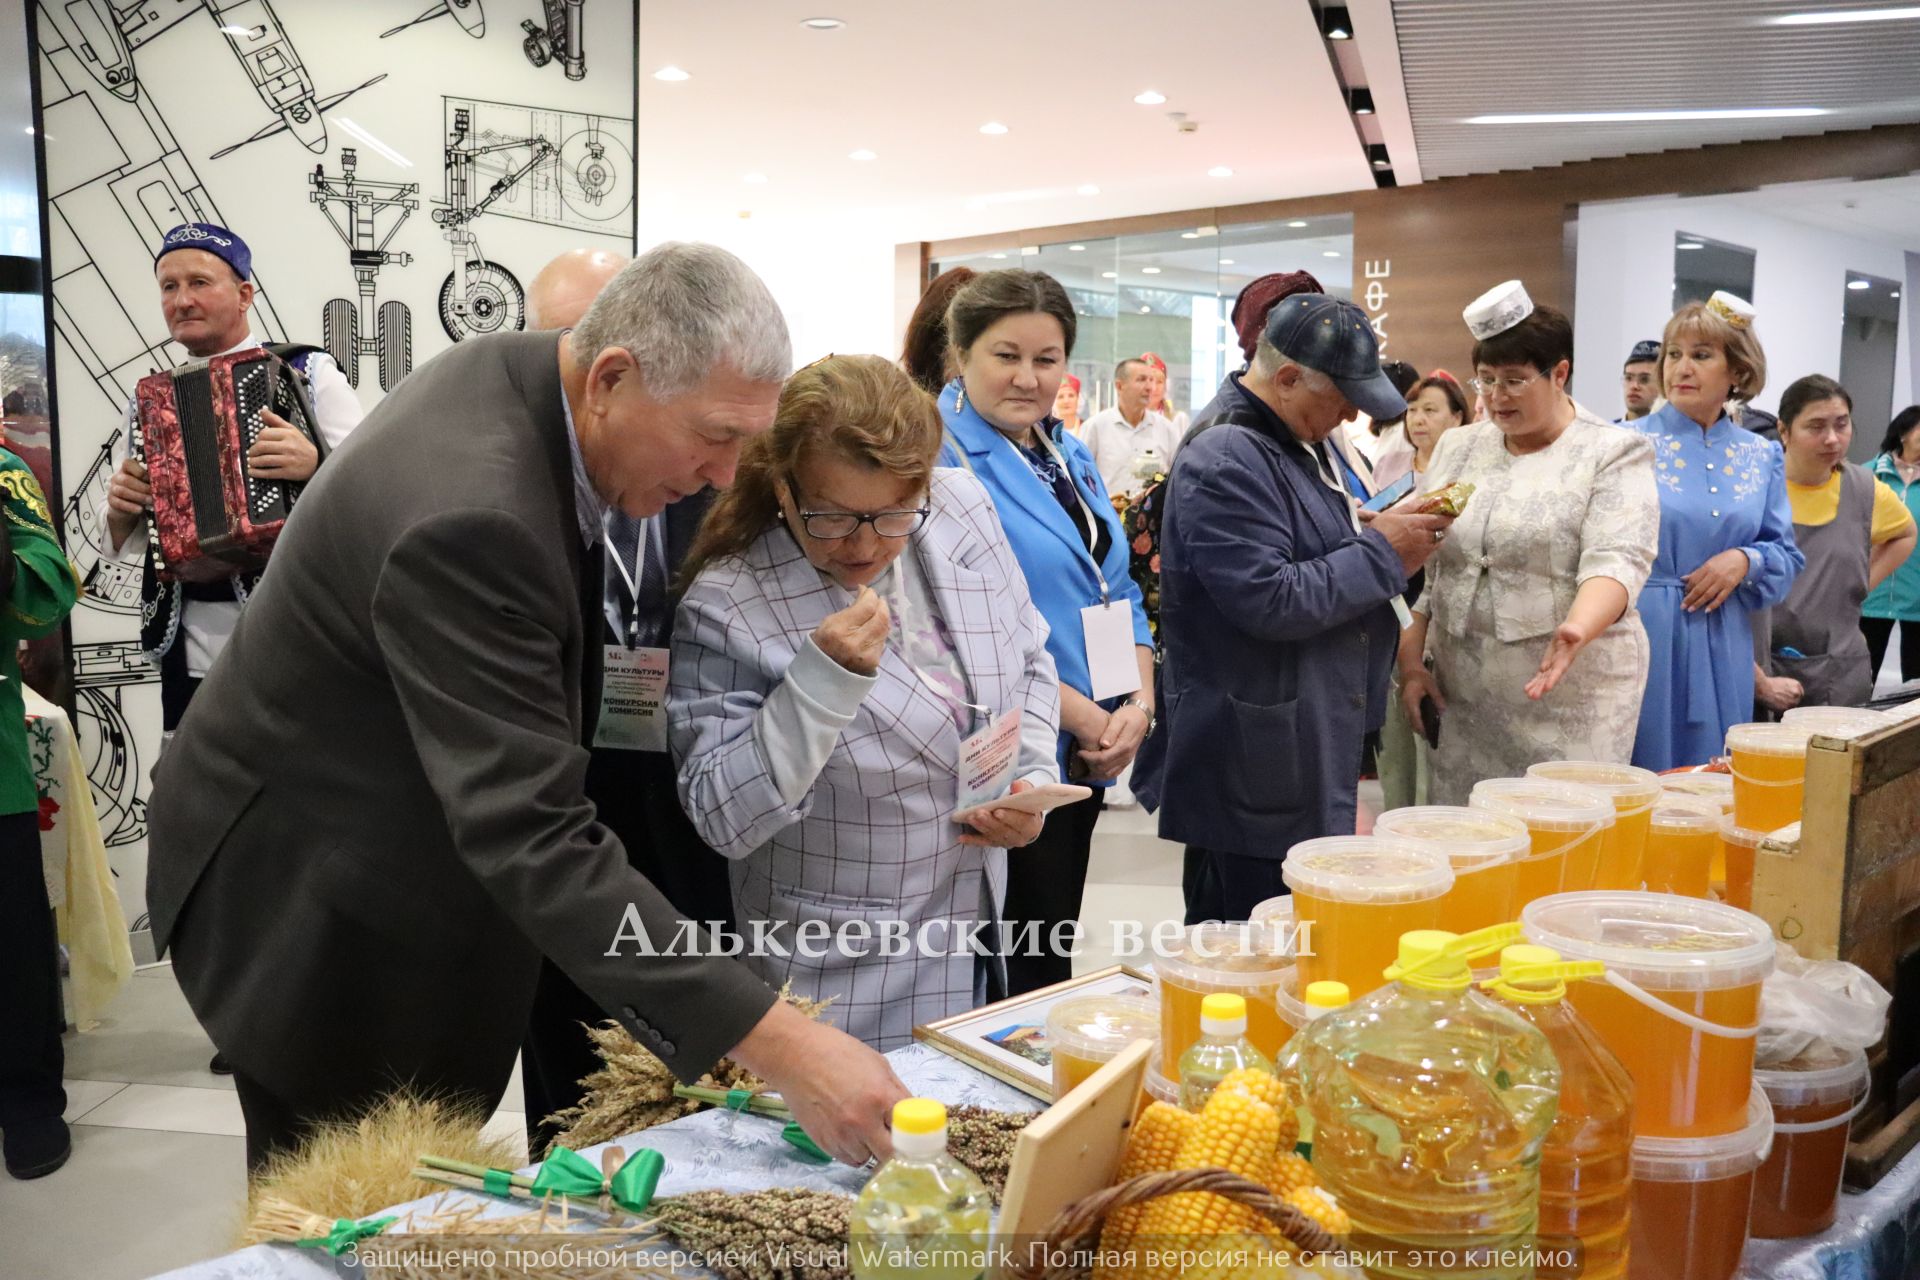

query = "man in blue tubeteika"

[{"left": 1133, "top": 295, "right": 1453, "bottom": 924}]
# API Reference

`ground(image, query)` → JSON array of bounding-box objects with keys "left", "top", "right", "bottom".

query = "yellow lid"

[
  {"left": 1500, "top": 943, "right": 1561, "bottom": 974},
  {"left": 1384, "top": 922, "right": 1523, "bottom": 991},
  {"left": 1201, "top": 992, "right": 1247, "bottom": 1022},
  {"left": 891, "top": 1098, "right": 947, "bottom": 1136},
  {"left": 1304, "top": 980, "right": 1350, "bottom": 1009},
  {"left": 1482, "top": 942, "right": 1605, "bottom": 1004}
]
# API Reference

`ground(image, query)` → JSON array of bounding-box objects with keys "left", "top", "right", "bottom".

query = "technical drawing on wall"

[
  {"left": 522, "top": 0, "right": 585, "bottom": 80},
  {"left": 382, "top": 0, "right": 486, "bottom": 40},
  {"left": 71, "top": 641, "right": 155, "bottom": 848},
  {"left": 434, "top": 96, "right": 631, "bottom": 341},
  {"left": 310, "top": 149, "right": 419, "bottom": 390}
]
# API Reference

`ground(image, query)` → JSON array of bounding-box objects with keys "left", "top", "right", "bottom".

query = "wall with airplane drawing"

[{"left": 31, "top": 0, "right": 637, "bottom": 945}]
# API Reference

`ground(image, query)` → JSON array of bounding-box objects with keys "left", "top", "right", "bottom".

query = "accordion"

[{"left": 133, "top": 344, "right": 325, "bottom": 583}]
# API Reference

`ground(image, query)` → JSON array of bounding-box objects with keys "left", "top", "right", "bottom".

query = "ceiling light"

[
  {"left": 1468, "top": 107, "right": 1827, "bottom": 124},
  {"left": 653, "top": 66, "right": 691, "bottom": 81},
  {"left": 1220, "top": 258, "right": 1235, "bottom": 266},
  {"left": 1077, "top": 184, "right": 1100, "bottom": 196},
  {"left": 1287, "top": 219, "right": 1309, "bottom": 228},
  {"left": 743, "top": 172, "right": 767, "bottom": 183},
  {"left": 1140, "top": 305, "right": 1152, "bottom": 313},
  {"left": 1894, "top": 291, "right": 1903, "bottom": 299},
  {"left": 1101, "top": 271, "right": 1118, "bottom": 279},
  {"left": 800, "top": 16, "right": 845, "bottom": 29},
  {"left": 1847, "top": 279, "right": 1871, "bottom": 290},
  {"left": 1676, "top": 242, "right": 1703, "bottom": 250},
  {"left": 1134, "top": 89, "right": 1167, "bottom": 105},
  {"left": 23, "top": 126, "right": 33, "bottom": 135},
  {"left": 990, "top": 253, "right": 1008, "bottom": 260},
  {"left": 1142, "top": 266, "right": 1162, "bottom": 274},
  {"left": 1208, "top": 166, "right": 1234, "bottom": 178},
  {"left": 1772, "top": 6, "right": 1920, "bottom": 24},
  {"left": 1367, "top": 143, "right": 1392, "bottom": 170},
  {"left": 1322, "top": 4, "right": 1353, "bottom": 39},
  {"left": 1323, "top": 250, "right": 1342, "bottom": 258},
  {"left": 1181, "top": 232, "right": 1200, "bottom": 239},
  {"left": 849, "top": 149, "right": 877, "bottom": 161},
  {"left": 1350, "top": 88, "right": 1376, "bottom": 116},
  {"left": 1373, "top": 158, "right": 1391, "bottom": 168},
  {"left": 1068, "top": 244, "right": 1086, "bottom": 251},
  {"left": 979, "top": 122, "right": 1009, "bottom": 135}
]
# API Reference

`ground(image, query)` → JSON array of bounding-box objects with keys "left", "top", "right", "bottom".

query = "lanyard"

[
  {"left": 604, "top": 514, "right": 662, "bottom": 648},
  {"left": 1314, "top": 438, "right": 1415, "bottom": 629},
  {"left": 1028, "top": 425, "right": 1114, "bottom": 606}
]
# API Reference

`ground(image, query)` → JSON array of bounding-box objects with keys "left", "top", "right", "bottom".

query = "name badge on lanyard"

[
  {"left": 595, "top": 645, "right": 671, "bottom": 751},
  {"left": 1032, "top": 427, "right": 1142, "bottom": 702}
]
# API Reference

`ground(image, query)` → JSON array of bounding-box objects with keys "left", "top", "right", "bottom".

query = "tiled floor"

[{"left": 0, "top": 810, "right": 1188, "bottom": 1280}]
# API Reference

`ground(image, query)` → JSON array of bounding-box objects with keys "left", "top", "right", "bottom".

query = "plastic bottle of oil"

[
  {"left": 1176, "top": 992, "right": 1276, "bottom": 1112},
  {"left": 1288, "top": 925, "right": 1561, "bottom": 1280},
  {"left": 1482, "top": 944, "right": 1635, "bottom": 1280},
  {"left": 1280, "top": 980, "right": 1350, "bottom": 1156},
  {"left": 850, "top": 1098, "right": 992, "bottom": 1280}
]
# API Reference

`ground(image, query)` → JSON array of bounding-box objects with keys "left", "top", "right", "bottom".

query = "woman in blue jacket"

[{"left": 937, "top": 269, "right": 1154, "bottom": 994}]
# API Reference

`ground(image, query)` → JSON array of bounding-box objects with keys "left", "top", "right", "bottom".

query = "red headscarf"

[
  {"left": 1061, "top": 373, "right": 1082, "bottom": 393},
  {"left": 1230, "top": 270, "right": 1326, "bottom": 363},
  {"left": 1139, "top": 352, "right": 1168, "bottom": 374}
]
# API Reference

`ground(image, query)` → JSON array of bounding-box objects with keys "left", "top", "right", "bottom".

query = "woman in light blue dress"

[{"left": 1627, "top": 293, "right": 1803, "bottom": 770}]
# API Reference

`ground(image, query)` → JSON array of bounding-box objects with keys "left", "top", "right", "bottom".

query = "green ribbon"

[
  {"left": 295, "top": 1215, "right": 395, "bottom": 1256},
  {"left": 482, "top": 1169, "right": 513, "bottom": 1197},
  {"left": 781, "top": 1122, "right": 831, "bottom": 1164},
  {"left": 529, "top": 1145, "right": 664, "bottom": 1212},
  {"left": 725, "top": 1088, "right": 755, "bottom": 1113}
]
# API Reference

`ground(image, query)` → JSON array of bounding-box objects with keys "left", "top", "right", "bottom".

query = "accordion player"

[{"left": 132, "top": 344, "right": 328, "bottom": 583}]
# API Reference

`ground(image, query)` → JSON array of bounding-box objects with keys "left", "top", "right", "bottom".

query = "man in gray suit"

[{"left": 146, "top": 243, "right": 908, "bottom": 1170}]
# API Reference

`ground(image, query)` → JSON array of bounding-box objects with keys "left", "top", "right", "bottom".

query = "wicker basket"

[{"left": 1001, "top": 1167, "right": 1337, "bottom": 1280}]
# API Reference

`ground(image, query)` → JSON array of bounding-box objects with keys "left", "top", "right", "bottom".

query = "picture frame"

[{"left": 913, "top": 964, "right": 1155, "bottom": 1100}]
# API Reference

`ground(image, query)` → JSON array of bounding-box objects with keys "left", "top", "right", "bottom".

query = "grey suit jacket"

[{"left": 145, "top": 330, "right": 775, "bottom": 1114}]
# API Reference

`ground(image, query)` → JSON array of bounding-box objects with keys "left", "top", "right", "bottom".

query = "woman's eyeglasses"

[
  {"left": 1470, "top": 371, "right": 1546, "bottom": 397},
  {"left": 796, "top": 508, "right": 930, "bottom": 540}
]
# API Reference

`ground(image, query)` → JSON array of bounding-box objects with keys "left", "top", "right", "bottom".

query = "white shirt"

[
  {"left": 100, "top": 334, "right": 364, "bottom": 676},
  {"left": 1080, "top": 405, "right": 1183, "bottom": 499}
]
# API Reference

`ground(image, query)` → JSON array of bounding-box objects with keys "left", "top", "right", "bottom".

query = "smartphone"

[
  {"left": 1420, "top": 696, "right": 1442, "bottom": 749},
  {"left": 1362, "top": 472, "right": 1416, "bottom": 512}
]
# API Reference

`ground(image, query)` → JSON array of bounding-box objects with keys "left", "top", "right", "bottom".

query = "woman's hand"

[
  {"left": 1525, "top": 620, "right": 1596, "bottom": 701},
  {"left": 1399, "top": 666, "right": 1445, "bottom": 738},
  {"left": 812, "top": 586, "right": 890, "bottom": 675},
  {"left": 1075, "top": 702, "right": 1149, "bottom": 781},
  {"left": 1682, "top": 549, "right": 1750, "bottom": 613},
  {"left": 1756, "top": 672, "right": 1804, "bottom": 713},
  {"left": 958, "top": 779, "right": 1046, "bottom": 848}
]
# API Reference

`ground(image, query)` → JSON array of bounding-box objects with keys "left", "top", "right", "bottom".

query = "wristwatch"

[{"left": 1120, "top": 696, "right": 1156, "bottom": 736}]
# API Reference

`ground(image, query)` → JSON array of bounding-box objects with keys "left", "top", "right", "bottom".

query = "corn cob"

[
  {"left": 1096, "top": 1102, "right": 1201, "bottom": 1277},
  {"left": 1267, "top": 1151, "right": 1321, "bottom": 1199},
  {"left": 1130, "top": 1089, "right": 1282, "bottom": 1279},
  {"left": 1214, "top": 1068, "right": 1303, "bottom": 1155},
  {"left": 1283, "top": 1185, "right": 1350, "bottom": 1236}
]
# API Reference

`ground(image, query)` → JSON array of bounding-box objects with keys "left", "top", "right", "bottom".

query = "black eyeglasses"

[{"left": 796, "top": 507, "right": 930, "bottom": 540}]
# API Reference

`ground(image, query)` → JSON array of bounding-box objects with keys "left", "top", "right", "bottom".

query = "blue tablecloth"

[{"left": 149, "top": 1041, "right": 1920, "bottom": 1279}]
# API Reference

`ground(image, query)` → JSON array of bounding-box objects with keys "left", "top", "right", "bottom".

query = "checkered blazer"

[{"left": 669, "top": 468, "right": 1060, "bottom": 1050}]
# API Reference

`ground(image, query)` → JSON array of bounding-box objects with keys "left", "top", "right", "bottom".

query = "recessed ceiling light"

[
  {"left": 1468, "top": 107, "right": 1827, "bottom": 124},
  {"left": 849, "top": 149, "right": 877, "bottom": 161},
  {"left": 979, "top": 122, "right": 1009, "bottom": 135},
  {"left": 800, "top": 16, "right": 845, "bottom": 29},
  {"left": 1323, "top": 250, "right": 1342, "bottom": 258},
  {"left": 1101, "top": 271, "right": 1118, "bottom": 279},
  {"left": 1068, "top": 244, "right": 1086, "bottom": 251},
  {"left": 653, "top": 66, "right": 691, "bottom": 81},
  {"left": 1208, "top": 166, "right": 1234, "bottom": 178},
  {"left": 1894, "top": 290, "right": 1903, "bottom": 299},
  {"left": 1181, "top": 232, "right": 1200, "bottom": 239},
  {"left": 23, "top": 126, "right": 33, "bottom": 135},
  {"left": 1220, "top": 259, "right": 1235, "bottom": 266},
  {"left": 1140, "top": 305, "right": 1152, "bottom": 313},
  {"left": 1350, "top": 88, "right": 1376, "bottom": 116},
  {"left": 1134, "top": 89, "right": 1167, "bottom": 105},
  {"left": 1373, "top": 158, "right": 1391, "bottom": 168},
  {"left": 990, "top": 253, "right": 1008, "bottom": 260},
  {"left": 743, "top": 172, "right": 767, "bottom": 184},
  {"left": 1773, "top": 6, "right": 1920, "bottom": 23},
  {"left": 1142, "top": 266, "right": 1162, "bottom": 274},
  {"left": 1847, "top": 279, "right": 1871, "bottom": 290},
  {"left": 1323, "top": 5, "right": 1353, "bottom": 39},
  {"left": 1287, "top": 220, "right": 1309, "bottom": 228},
  {"left": 1077, "top": 183, "right": 1100, "bottom": 196},
  {"left": 1676, "top": 242, "right": 1703, "bottom": 250}
]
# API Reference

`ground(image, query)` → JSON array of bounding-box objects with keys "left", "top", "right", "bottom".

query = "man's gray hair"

[
  {"left": 1251, "top": 336, "right": 1334, "bottom": 392},
  {"left": 570, "top": 241, "right": 791, "bottom": 400}
]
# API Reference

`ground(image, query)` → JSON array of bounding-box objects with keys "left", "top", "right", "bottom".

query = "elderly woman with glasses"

[
  {"left": 670, "top": 355, "right": 1062, "bottom": 1050},
  {"left": 1627, "top": 292, "right": 1802, "bottom": 769},
  {"left": 1398, "top": 283, "right": 1660, "bottom": 807}
]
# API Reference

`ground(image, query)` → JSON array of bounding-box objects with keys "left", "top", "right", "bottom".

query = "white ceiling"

[
  {"left": 637, "top": 0, "right": 1376, "bottom": 243},
  {"left": 1391, "top": 0, "right": 1920, "bottom": 179},
  {"left": 1728, "top": 173, "right": 1920, "bottom": 252}
]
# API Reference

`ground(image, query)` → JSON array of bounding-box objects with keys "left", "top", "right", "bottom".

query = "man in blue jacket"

[{"left": 1134, "top": 295, "right": 1452, "bottom": 923}]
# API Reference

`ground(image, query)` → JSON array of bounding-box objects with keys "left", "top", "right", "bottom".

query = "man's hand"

[
  {"left": 812, "top": 586, "right": 890, "bottom": 676},
  {"left": 1757, "top": 672, "right": 1804, "bottom": 713},
  {"left": 1682, "top": 549, "right": 1750, "bottom": 614},
  {"left": 1364, "top": 509, "right": 1455, "bottom": 576},
  {"left": 959, "top": 778, "right": 1046, "bottom": 848},
  {"left": 247, "top": 411, "right": 320, "bottom": 481},
  {"left": 1075, "top": 702, "right": 1149, "bottom": 781},
  {"left": 727, "top": 1000, "right": 908, "bottom": 1166},
  {"left": 105, "top": 457, "right": 153, "bottom": 550}
]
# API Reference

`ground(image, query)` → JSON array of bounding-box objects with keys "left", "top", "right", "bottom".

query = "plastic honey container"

[
  {"left": 1281, "top": 837, "right": 1453, "bottom": 998},
  {"left": 1717, "top": 820, "right": 1765, "bottom": 912},
  {"left": 1469, "top": 779, "right": 1613, "bottom": 913},
  {"left": 1626, "top": 1089, "right": 1774, "bottom": 1280},
  {"left": 1374, "top": 806, "right": 1530, "bottom": 932},
  {"left": 1527, "top": 761, "right": 1662, "bottom": 891},
  {"left": 1724, "top": 722, "right": 1815, "bottom": 835},
  {"left": 1523, "top": 892, "right": 1774, "bottom": 1138},
  {"left": 1044, "top": 995, "right": 1159, "bottom": 1101},
  {"left": 1780, "top": 705, "right": 1896, "bottom": 738},
  {"left": 1643, "top": 796, "right": 1726, "bottom": 899},
  {"left": 1153, "top": 922, "right": 1289, "bottom": 1082},
  {"left": 1751, "top": 1045, "right": 1869, "bottom": 1239}
]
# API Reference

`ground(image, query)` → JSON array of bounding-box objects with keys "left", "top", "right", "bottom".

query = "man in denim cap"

[{"left": 1133, "top": 294, "right": 1453, "bottom": 922}]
